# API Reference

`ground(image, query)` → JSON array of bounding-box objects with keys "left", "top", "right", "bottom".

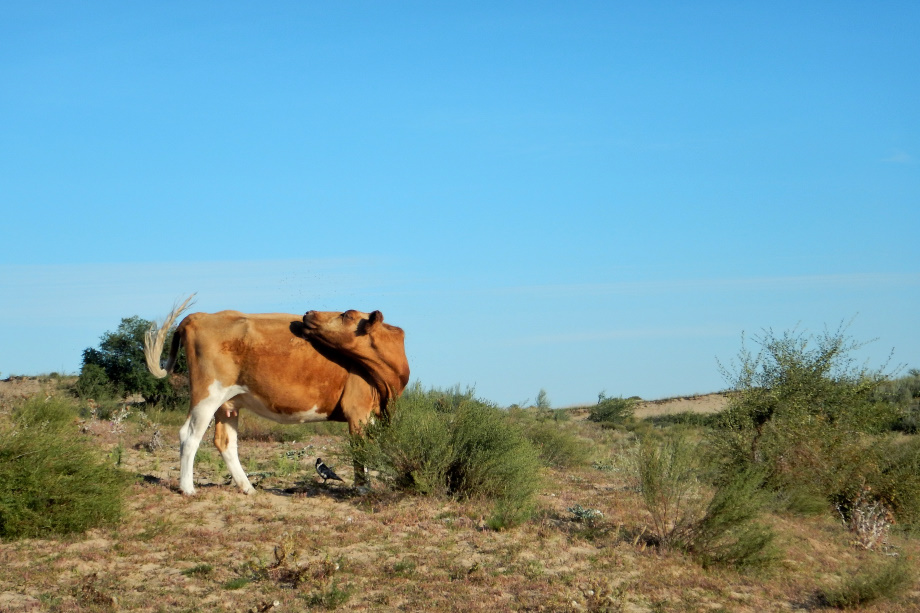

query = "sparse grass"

[
  {"left": 819, "top": 557, "right": 914, "bottom": 608},
  {"left": 222, "top": 577, "right": 252, "bottom": 590},
  {"left": 12, "top": 395, "right": 77, "bottom": 426},
  {"left": 136, "top": 516, "right": 174, "bottom": 541},
  {"left": 302, "top": 580, "right": 353, "bottom": 609},
  {"left": 181, "top": 563, "right": 213, "bottom": 577}
]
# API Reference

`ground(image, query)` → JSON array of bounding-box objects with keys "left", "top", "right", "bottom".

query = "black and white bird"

[{"left": 315, "top": 458, "right": 344, "bottom": 484}]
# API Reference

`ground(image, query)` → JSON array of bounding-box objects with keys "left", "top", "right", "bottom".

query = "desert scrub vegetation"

[
  {"left": 0, "top": 396, "right": 130, "bottom": 539},
  {"left": 631, "top": 428, "right": 776, "bottom": 568},
  {"left": 818, "top": 557, "right": 915, "bottom": 609},
  {"left": 505, "top": 404, "right": 591, "bottom": 469},
  {"left": 515, "top": 418, "right": 591, "bottom": 469},
  {"left": 348, "top": 384, "right": 543, "bottom": 527},
  {"left": 877, "top": 368, "right": 920, "bottom": 433},
  {"left": 588, "top": 392, "right": 636, "bottom": 427},
  {"left": 1, "top": 370, "right": 920, "bottom": 610},
  {"left": 709, "top": 324, "right": 920, "bottom": 535}
]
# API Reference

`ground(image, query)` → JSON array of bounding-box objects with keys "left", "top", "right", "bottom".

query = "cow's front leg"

[
  {"left": 353, "top": 460, "right": 368, "bottom": 487},
  {"left": 347, "top": 418, "right": 371, "bottom": 488},
  {"left": 214, "top": 406, "right": 255, "bottom": 495}
]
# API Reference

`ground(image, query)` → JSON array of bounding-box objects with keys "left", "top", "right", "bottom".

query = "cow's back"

[{"left": 179, "top": 311, "right": 351, "bottom": 415}]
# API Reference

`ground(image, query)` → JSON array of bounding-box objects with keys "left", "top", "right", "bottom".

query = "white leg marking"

[
  {"left": 179, "top": 380, "right": 248, "bottom": 495},
  {"left": 217, "top": 416, "right": 255, "bottom": 495}
]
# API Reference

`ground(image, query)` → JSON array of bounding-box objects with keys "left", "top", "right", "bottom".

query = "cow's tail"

[{"left": 144, "top": 294, "right": 196, "bottom": 379}]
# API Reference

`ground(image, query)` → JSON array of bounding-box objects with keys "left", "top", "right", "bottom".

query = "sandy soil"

[
  {"left": 633, "top": 393, "right": 729, "bottom": 419},
  {"left": 0, "top": 376, "right": 55, "bottom": 406}
]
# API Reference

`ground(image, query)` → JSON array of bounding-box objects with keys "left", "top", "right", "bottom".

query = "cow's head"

[{"left": 303, "top": 309, "right": 410, "bottom": 406}]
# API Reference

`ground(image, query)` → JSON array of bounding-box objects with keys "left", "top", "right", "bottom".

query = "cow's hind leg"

[
  {"left": 179, "top": 383, "right": 244, "bottom": 495},
  {"left": 214, "top": 407, "right": 255, "bottom": 495}
]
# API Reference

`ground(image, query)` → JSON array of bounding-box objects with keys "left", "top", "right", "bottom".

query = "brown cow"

[{"left": 143, "top": 297, "right": 409, "bottom": 495}]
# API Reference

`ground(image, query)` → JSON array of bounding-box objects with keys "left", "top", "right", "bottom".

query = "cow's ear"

[{"left": 368, "top": 311, "right": 384, "bottom": 326}]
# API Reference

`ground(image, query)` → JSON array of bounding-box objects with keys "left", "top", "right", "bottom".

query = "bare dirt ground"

[
  {"left": 567, "top": 392, "right": 730, "bottom": 422},
  {"left": 0, "top": 376, "right": 48, "bottom": 404},
  {"left": 633, "top": 393, "right": 729, "bottom": 419},
  {"left": 1, "top": 378, "right": 918, "bottom": 612}
]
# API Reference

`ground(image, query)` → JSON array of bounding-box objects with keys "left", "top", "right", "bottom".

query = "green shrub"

[
  {"left": 894, "top": 405, "right": 920, "bottom": 434},
  {"left": 876, "top": 368, "right": 920, "bottom": 412},
  {"left": 0, "top": 399, "right": 130, "bottom": 539},
  {"left": 13, "top": 396, "right": 78, "bottom": 428},
  {"left": 771, "top": 488, "right": 830, "bottom": 516},
  {"left": 644, "top": 412, "right": 722, "bottom": 429},
  {"left": 819, "top": 557, "right": 913, "bottom": 609},
  {"left": 351, "top": 388, "right": 454, "bottom": 496},
  {"left": 852, "top": 437, "right": 920, "bottom": 532},
  {"left": 588, "top": 393, "right": 635, "bottom": 426},
  {"left": 682, "top": 469, "right": 776, "bottom": 568},
  {"left": 882, "top": 370, "right": 920, "bottom": 434},
  {"left": 711, "top": 324, "right": 903, "bottom": 510},
  {"left": 239, "top": 415, "right": 347, "bottom": 442},
  {"left": 522, "top": 421, "right": 590, "bottom": 469},
  {"left": 73, "top": 363, "right": 115, "bottom": 400},
  {"left": 350, "top": 384, "right": 541, "bottom": 526},
  {"left": 633, "top": 430, "right": 707, "bottom": 547},
  {"left": 449, "top": 399, "right": 541, "bottom": 505},
  {"left": 632, "top": 430, "right": 774, "bottom": 567}
]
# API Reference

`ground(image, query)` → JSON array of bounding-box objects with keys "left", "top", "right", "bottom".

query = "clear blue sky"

[{"left": 2, "top": 2, "right": 918, "bottom": 406}]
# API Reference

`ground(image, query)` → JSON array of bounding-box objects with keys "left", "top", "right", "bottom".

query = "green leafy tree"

[{"left": 77, "top": 316, "right": 187, "bottom": 406}]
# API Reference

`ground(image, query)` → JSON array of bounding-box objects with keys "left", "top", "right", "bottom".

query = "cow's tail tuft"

[{"left": 144, "top": 294, "right": 196, "bottom": 379}]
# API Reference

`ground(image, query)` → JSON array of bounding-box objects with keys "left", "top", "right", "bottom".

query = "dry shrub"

[{"left": 836, "top": 485, "right": 895, "bottom": 550}]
